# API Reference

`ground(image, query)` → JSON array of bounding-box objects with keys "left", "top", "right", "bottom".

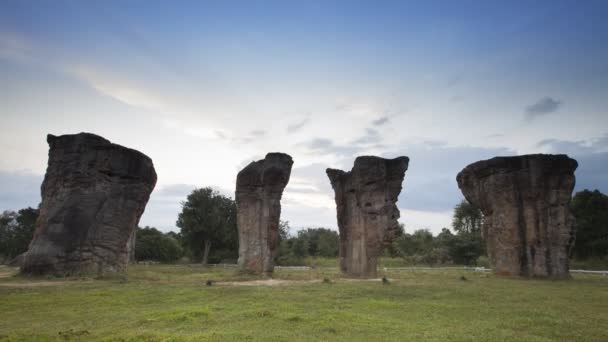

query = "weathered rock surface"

[
  {"left": 236, "top": 153, "right": 293, "bottom": 275},
  {"left": 327, "top": 156, "right": 409, "bottom": 278},
  {"left": 456, "top": 154, "right": 577, "bottom": 278},
  {"left": 21, "top": 133, "right": 157, "bottom": 275}
]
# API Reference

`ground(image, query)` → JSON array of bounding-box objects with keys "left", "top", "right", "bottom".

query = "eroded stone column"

[
  {"left": 456, "top": 154, "right": 577, "bottom": 278},
  {"left": 327, "top": 156, "right": 409, "bottom": 278},
  {"left": 22, "top": 133, "right": 157, "bottom": 275},
  {"left": 236, "top": 153, "right": 293, "bottom": 275}
]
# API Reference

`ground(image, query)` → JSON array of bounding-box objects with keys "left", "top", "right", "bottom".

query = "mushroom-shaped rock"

[
  {"left": 327, "top": 156, "right": 409, "bottom": 278},
  {"left": 236, "top": 153, "right": 293, "bottom": 275},
  {"left": 21, "top": 133, "right": 157, "bottom": 275},
  {"left": 456, "top": 154, "right": 577, "bottom": 278}
]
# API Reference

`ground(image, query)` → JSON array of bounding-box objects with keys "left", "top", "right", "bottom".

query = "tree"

[
  {"left": 451, "top": 200, "right": 485, "bottom": 265},
  {"left": 176, "top": 188, "right": 237, "bottom": 264},
  {"left": 449, "top": 233, "right": 485, "bottom": 265},
  {"left": 275, "top": 226, "right": 339, "bottom": 264},
  {"left": 135, "top": 226, "right": 183, "bottom": 262},
  {"left": 0, "top": 207, "right": 39, "bottom": 261},
  {"left": 0, "top": 211, "right": 18, "bottom": 261},
  {"left": 452, "top": 200, "right": 483, "bottom": 234},
  {"left": 571, "top": 189, "right": 608, "bottom": 259},
  {"left": 278, "top": 220, "right": 290, "bottom": 242}
]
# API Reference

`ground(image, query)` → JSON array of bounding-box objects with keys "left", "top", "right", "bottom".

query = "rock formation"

[
  {"left": 236, "top": 153, "right": 293, "bottom": 275},
  {"left": 327, "top": 156, "right": 409, "bottom": 278},
  {"left": 21, "top": 133, "right": 157, "bottom": 275},
  {"left": 456, "top": 154, "right": 577, "bottom": 278}
]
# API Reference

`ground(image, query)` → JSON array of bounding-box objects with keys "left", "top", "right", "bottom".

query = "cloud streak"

[
  {"left": 537, "top": 134, "right": 608, "bottom": 194},
  {"left": 287, "top": 118, "right": 310, "bottom": 133},
  {"left": 372, "top": 116, "right": 389, "bottom": 126},
  {"left": 525, "top": 97, "right": 562, "bottom": 120}
]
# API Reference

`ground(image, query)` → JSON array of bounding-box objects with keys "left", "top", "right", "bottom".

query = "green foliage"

[
  {"left": 0, "top": 207, "right": 38, "bottom": 261},
  {"left": 276, "top": 223, "right": 339, "bottom": 265},
  {"left": 571, "top": 189, "right": 608, "bottom": 259},
  {"left": 390, "top": 228, "right": 456, "bottom": 265},
  {"left": 278, "top": 220, "right": 290, "bottom": 242},
  {"left": 176, "top": 187, "right": 237, "bottom": 264},
  {"left": 135, "top": 226, "right": 184, "bottom": 263},
  {"left": 387, "top": 201, "right": 486, "bottom": 266},
  {"left": 452, "top": 200, "right": 483, "bottom": 234}
]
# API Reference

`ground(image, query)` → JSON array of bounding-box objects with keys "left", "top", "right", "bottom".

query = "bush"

[
  {"left": 476, "top": 256, "right": 490, "bottom": 268},
  {"left": 135, "top": 227, "right": 184, "bottom": 263}
]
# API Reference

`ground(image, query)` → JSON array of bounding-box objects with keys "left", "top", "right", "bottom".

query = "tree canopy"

[
  {"left": 452, "top": 200, "right": 483, "bottom": 234},
  {"left": 176, "top": 187, "right": 237, "bottom": 264},
  {"left": 0, "top": 207, "right": 38, "bottom": 261},
  {"left": 571, "top": 189, "right": 608, "bottom": 259},
  {"left": 135, "top": 226, "right": 183, "bottom": 263}
]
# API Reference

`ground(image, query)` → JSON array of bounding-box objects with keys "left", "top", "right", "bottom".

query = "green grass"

[{"left": 0, "top": 264, "right": 607, "bottom": 341}]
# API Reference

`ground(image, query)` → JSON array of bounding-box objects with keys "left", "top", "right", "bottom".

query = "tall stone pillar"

[
  {"left": 456, "top": 154, "right": 577, "bottom": 278},
  {"left": 327, "top": 156, "right": 409, "bottom": 278},
  {"left": 236, "top": 153, "right": 293, "bottom": 275},
  {"left": 21, "top": 133, "right": 157, "bottom": 275}
]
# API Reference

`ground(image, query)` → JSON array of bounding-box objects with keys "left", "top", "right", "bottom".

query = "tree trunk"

[{"left": 202, "top": 240, "right": 212, "bottom": 265}]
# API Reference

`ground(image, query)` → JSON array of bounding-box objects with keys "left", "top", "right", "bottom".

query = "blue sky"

[{"left": 1, "top": 1, "right": 607, "bottom": 234}]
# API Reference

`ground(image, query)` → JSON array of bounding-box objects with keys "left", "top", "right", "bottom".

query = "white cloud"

[{"left": 400, "top": 209, "right": 453, "bottom": 235}]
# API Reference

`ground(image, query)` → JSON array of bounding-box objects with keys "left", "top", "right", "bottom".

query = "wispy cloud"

[
  {"left": 301, "top": 138, "right": 361, "bottom": 157},
  {"left": 525, "top": 97, "right": 562, "bottom": 120},
  {"left": 287, "top": 118, "right": 310, "bottom": 133},
  {"left": 446, "top": 75, "right": 463, "bottom": 87},
  {"left": 536, "top": 134, "right": 608, "bottom": 193},
  {"left": 372, "top": 116, "right": 389, "bottom": 126},
  {"left": 69, "top": 65, "right": 167, "bottom": 110},
  {"left": 250, "top": 130, "right": 266, "bottom": 137},
  {"left": 537, "top": 133, "right": 608, "bottom": 155},
  {"left": 0, "top": 31, "right": 33, "bottom": 62},
  {"left": 352, "top": 128, "right": 381, "bottom": 145}
]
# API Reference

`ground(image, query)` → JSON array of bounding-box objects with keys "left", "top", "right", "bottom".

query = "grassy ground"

[{"left": 0, "top": 264, "right": 607, "bottom": 341}]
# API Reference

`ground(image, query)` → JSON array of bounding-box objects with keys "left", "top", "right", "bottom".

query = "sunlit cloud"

[{"left": 69, "top": 65, "right": 167, "bottom": 110}]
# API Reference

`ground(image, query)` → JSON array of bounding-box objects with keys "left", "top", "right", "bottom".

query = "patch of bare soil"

[
  {"left": 0, "top": 281, "right": 75, "bottom": 288},
  {"left": 217, "top": 278, "right": 387, "bottom": 287},
  {"left": 0, "top": 267, "right": 94, "bottom": 287},
  {"left": 340, "top": 278, "right": 385, "bottom": 282},
  {"left": 218, "top": 278, "right": 321, "bottom": 287},
  {"left": 0, "top": 266, "right": 17, "bottom": 279}
]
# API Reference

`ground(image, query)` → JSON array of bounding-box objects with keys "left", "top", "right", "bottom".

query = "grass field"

[{"left": 1, "top": 263, "right": 607, "bottom": 341}]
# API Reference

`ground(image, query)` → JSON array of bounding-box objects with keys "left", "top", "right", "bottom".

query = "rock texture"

[
  {"left": 21, "top": 133, "right": 157, "bottom": 275},
  {"left": 327, "top": 156, "right": 409, "bottom": 278},
  {"left": 456, "top": 154, "right": 577, "bottom": 278},
  {"left": 236, "top": 153, "right": 293, "bottom": 275}
]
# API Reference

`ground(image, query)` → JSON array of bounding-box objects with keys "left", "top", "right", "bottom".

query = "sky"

[{"left": 1, "top": 1, "right": 607, "bottom": 235}]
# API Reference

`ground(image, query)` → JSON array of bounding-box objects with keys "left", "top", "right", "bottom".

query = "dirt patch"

[
  {"left": 0, "top": 280, "right": 95, "bottom": 288},
  {"left": 0, "top": 266, "right": 18, "bottom": 279},
  {"left": 340, "top": 278, "right": 385, "bottom": 282},
  {"left": 0, "top": 281, "right": 71, "bottom": 288},
  {"left": 218, "top": 279, "right": 321, "bottom": 287},
  {"left": 217, "top": 277, "right": 388, "bottom": 287}
]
